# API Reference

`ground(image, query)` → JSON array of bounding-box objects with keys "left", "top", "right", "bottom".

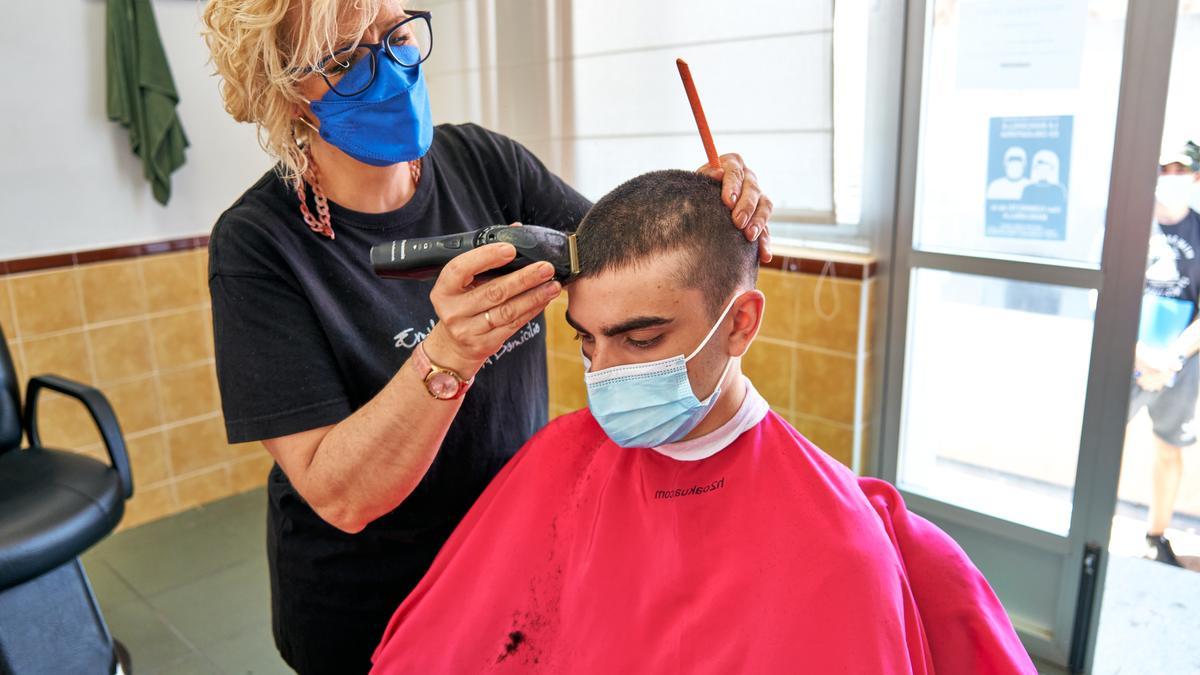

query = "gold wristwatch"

[{"left": 412, "top": 341, "right": 474, "bottom": 400}]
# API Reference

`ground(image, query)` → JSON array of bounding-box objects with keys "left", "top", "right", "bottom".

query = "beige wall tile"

[
  {"left": 142, "top": 252, "right": 204, "bottom": 313},
  {"left": 741, "top": 340, "right": 794, "bottom": 411},
  {"left": 159, "top": 364, "right": 220, "bottom": 423},
  {"left": 149, "top": 309, "right": 211, "bottom": 369},
  {"left": 10, "top": 270, "right": 83, "bottom": 337},
  {"left": 547, "top": 353, "right": 587, "bottom": 412},
  {"left": 786, "top": 413, "right": 855, "bottom": 470},
  {"left": 126, "top": 431, "right": 170, "bottom": 486},
  {"left": 166, "top": 416, "right": 231, "bottom": 476},
  {"left": 73, "top": 443, "right": 108, "bottom": 464},
  {"left": 231, "top": 453, "right": 274, "bottom": 493},
  {"left": 863, "top": 279, "right": 878, "bottom": 350},
  {"left": 105, "top": 376, "right": 163, "bottom": 435},
  {"left": 4, "top": 338, "right": 24, "bottom": 388},
  {"left": 78, "top": 261, "right": 148, "bottom": 324},
  {"left": 193, "top": 249, "right": 212, "bottom": 305},
  {"left": 120, "top": 483, "right": 179, "bottom": 530},
  {"left": 88, "top": 320, "right": 154, "bottom": 384},
  {"left": 543, "top": 297, "right": 576, "bottom": 356},
  {"left": 32, "top": 391, "right": 103, "bottom": 449},
  {"left": 860, "top": 353, "right": 874, "bottom": 422},
  {"left": 22, "top": 330, "right": 92, "bottom": 382},
  {"left": 794, "top": 347, "right": 857, "bottom": 424},
  {"left": 795, "top": 275, "right": 862, "bottom": 354},
  {"left": 176, "top": 466, "right": 233, "bottom": 511},
  {"left": 756, "top": 269, "right": 800, "bottom": 341},
  {"left": 230, "top": 439, "right": 267, "bottom": 459},
  {"left": 0, "top": 278, "right": 15, "bottom": 339}
]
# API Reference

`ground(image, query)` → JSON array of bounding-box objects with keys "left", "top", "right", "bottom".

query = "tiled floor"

[
  {"left": 81, "top": 488, "right": 290, "bottom": 675},
  {"left": 1094, "top": 554, "right": 1200, "bottom": 675}
]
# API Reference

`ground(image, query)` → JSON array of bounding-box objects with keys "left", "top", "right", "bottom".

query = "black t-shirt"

[
  {"left": 1145, "top": 209, "right": 1200, "bottom": 319},
  {"left": 208, "top": 123, "right": 590, "bottom": 671}
]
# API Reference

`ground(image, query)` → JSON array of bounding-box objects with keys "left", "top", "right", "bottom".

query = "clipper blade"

[{"left": 567, "top": 234, "right": 580, "bottom": 278}]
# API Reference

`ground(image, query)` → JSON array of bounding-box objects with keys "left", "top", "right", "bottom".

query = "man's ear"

[{"left": 727, "top": 289, "right": 765, "bottom": 358}]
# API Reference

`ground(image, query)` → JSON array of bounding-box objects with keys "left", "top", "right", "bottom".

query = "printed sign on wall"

[{"left": 985, "top": 115, "right": 1073, "bottom": 240}]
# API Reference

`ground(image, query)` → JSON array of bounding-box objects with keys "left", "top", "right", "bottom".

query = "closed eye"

[{"left": 625, "top": 335, "right": 662, "bottom": 349}]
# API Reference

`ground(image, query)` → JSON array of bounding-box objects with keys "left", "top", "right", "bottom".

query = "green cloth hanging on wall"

[{"left": 106, "top": 0, "right": 189, "bottom": 206}]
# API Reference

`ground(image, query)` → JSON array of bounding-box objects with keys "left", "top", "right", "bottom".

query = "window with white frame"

[{"left": 422, "top": 0, "right": 867, "bottom": 229}]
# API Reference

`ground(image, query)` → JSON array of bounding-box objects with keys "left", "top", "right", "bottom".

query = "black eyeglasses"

[{"left": 313, "top": 11, "right": 433, "bottom": 97}]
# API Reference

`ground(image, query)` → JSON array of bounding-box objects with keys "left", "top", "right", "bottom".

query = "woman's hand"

[
  {"left": 424, "top": 239, "right": 562, "bottom": 376},
  {"left": 697, "top": 153, "right": 774, "bottom": 263}
]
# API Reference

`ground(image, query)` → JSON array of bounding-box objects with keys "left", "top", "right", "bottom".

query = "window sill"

[{"left": 766, "top": 240, "right": 878, "bottom": 280}]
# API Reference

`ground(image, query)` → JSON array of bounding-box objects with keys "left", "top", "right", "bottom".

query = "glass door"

[{"left": 881, "top": 0, "right": 1179, "bottom": 669}]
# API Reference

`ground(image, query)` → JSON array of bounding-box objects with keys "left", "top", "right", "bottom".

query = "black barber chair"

[{"left": 0, "top": 325, "right": 134, "bottom": 675}]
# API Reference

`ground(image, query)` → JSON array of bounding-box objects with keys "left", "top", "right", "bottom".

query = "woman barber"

[{"left": 201, "top": 1, "right": 773, "bottom": 672}]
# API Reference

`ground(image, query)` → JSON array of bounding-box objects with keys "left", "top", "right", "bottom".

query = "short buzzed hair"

[{"left": 575, "top": 170, "right": 758, "bottom": 316}]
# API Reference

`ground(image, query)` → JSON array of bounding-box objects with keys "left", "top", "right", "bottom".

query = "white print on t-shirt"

[
  {"left": 393, "top": 318, "right": 541, "bottom": 370},
  {"left": 1146, "top": 231, "right": 1195, "bottom": 299},
  {"left": 394, "top": 319, "right": 437, "bottom": 349},
  {"left": 482, "top": 320, "right": 541, "bottom": 368}
]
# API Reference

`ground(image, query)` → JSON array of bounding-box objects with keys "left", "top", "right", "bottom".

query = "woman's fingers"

[
  {"left": 429, "top": 248, "right": 563, "bottom": 369},
  {"left": 478, "top": 280, "right": 562, "bottom": 337},
  {"left": 437, "top": 242, "right": 518, "bottom": 291},
  {"left": 697, "top": 157, "right": 745, "bottom": 213},
  {"left": 696, "top": 162, "right": 724, "bottom": 182},
  {"left": 733, "top": 175, "right": 762, "bottom": 234},
  {"left": 748, "top": 192, "right": 773, "bottom": 236},
  {"left": 757, "top": 228, "right": 773, "bottom": 263},
  {"left": 697, "top": 154, "right": 772, "bottom": 241},
  {"left": 716, "top": 153, "right": 747, "bottom": 213},
  {"left": 465, "top": 261, "right": 556, "bottom": 316}
]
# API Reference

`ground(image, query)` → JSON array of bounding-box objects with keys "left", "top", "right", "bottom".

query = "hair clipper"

[{"left": 371, "top": 225, "right": 580, "bottom": 283}]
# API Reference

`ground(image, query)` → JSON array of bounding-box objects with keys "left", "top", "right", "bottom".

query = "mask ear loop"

[
  {"left": 686, "top": 293, "right": 746, "bottom": 404},
  {"left": 685, "top": 294, "right": 741, "bottom": 362}
]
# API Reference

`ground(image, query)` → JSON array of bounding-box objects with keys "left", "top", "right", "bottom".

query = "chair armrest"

[{"left": 23, "top": 374, "right": 134, "bottom": 500}]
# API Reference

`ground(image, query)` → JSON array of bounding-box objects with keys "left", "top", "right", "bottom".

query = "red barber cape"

[{"left": 371, "top": 410, "right": 1034, "bottom": 674}]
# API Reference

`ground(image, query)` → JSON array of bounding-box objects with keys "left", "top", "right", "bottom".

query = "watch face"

[{"left": 427, "top": 372, "right": 461, "bottom": 399}]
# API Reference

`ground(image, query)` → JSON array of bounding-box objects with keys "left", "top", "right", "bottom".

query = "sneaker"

[{"left": 1146, "top": 533, "right": 1184, "bottom": 567}]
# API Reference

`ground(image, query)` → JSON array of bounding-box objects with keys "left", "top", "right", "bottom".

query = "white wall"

[
  {"left": 422, "top": 0, "right": 837, "bottom": 218},
  {"left": 0, "top": 1, "right": 273, "bottom": 259}
]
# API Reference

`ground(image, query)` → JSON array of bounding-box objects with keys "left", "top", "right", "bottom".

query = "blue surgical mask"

[
  {"left": 309, "top": 45, "right": 434, "bottom": 166},
  {"left": 583, "top": 296, "right": 738, "bottom": 448}
]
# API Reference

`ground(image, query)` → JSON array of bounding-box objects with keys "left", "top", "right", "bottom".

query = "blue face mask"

[
  {"left": 309, "top": 45, "right": 434, "bottom": 166},
  {"left": 583, "top": 296, "right": 738, "bottom": 448}
]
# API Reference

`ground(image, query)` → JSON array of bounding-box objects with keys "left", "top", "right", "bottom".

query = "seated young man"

[{"left": 371, "top": 171, "right": 1035, "bottom": 674}]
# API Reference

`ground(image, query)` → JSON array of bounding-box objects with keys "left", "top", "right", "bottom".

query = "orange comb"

[{"left": 676, "top": 58, "right": 720, "bottom": 170}]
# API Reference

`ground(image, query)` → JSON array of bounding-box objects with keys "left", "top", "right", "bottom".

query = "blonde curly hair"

[{"left": 201, "top": 0, "right": 384, "bottom": 185}]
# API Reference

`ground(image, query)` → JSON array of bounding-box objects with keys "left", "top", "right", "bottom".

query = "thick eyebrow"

[{"left": 565, "top": 312, "right": 673, "bottom": 338}]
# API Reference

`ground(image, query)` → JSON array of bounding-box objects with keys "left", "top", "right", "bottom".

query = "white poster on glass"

[{"left": 957, "top": 0, "right": 1088, "bottom": 90}]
